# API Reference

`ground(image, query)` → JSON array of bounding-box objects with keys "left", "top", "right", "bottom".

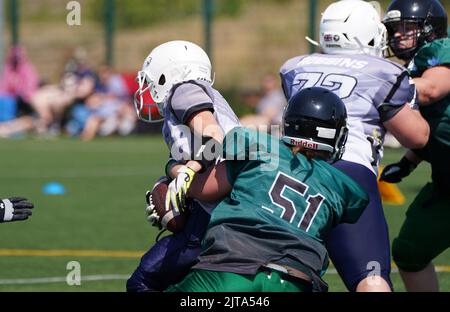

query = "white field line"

[
  {"left": 1, "top": 267, "right": 450, "bottom": 286},
  {"left": 0, "top": 274, "right": 130, "bottom": 285}
]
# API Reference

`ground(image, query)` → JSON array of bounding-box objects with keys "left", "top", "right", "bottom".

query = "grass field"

[{"left": 0, "top": 136, "right": 448, "bottom": 292}]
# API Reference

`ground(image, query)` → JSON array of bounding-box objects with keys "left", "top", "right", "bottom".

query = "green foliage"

[
  {"left": 87, "top": 0, "right": 243, "bottom": 29},
  {"left": 218, "top": 86, "right": 256, "bottom": 117}
]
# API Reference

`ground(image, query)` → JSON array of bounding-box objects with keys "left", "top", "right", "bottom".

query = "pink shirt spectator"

[{"left": 0, "top": 46, "right": 39, "bottom": 103}]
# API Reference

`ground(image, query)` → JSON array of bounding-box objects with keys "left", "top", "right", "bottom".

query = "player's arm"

[
  {"left": 383, "top": 104, "right": 429, "bottom": 149},
  {"left": 413, "top": 65, "right": 450, "bottom": 106},
  {"left": 184, "top": 109, "right": 224, "bottom": 172},
  {"left": 165, "top": 110, "right": 223, "bottom": 177},
  {"left": 166, "top": 111, "right": 222, "bottom": 209},
  {"left": 187, "top": 161, "right": 232, "bottom": 202},
  {"left": 379, "top": 70, "right": 429, "bottom": 149}
]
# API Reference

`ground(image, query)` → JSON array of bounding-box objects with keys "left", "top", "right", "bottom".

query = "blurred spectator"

[
  {"left": 240, "top": 74, "right": 287, "bottom": 136},
  {"left": 0, "top": 45, "right": 39, "bottom": 113},
  {"left": 0, "top": 45, "right": 40, "bottom": 138},
  {"left": 72, "top": 65, "right": 136, "bottom": 141},
  {"left": 30, "top": 47, "right": 97, "bottom": 135}
]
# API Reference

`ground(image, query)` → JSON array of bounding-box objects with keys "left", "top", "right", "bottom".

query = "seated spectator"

[
  {"left": 77, "top": 65, "right": 136, "bottom": 141},
  {"left": 0, "top": 45, "right": 39, "bottom": 138},
  {"left": 0, "top": 45, "right": 39, "bottom": 116},
  {"left": 30, "top": 47, "right": 97, "bottom": 135},
  {"left": 240, "top": 74, "right": 287, "bottom": 136}
]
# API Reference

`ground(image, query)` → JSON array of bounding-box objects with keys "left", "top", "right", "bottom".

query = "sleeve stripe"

[
  {"left": 182, "top": 103, "right": 214, "bottom": 124},
  {"left": 383, "top": 71, "right": 409, "bottom": 104},
  {"left": 378, "top": 103, "right": 405, "bottom": 122}
]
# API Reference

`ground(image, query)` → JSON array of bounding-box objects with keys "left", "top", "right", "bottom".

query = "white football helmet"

[
  {"left": 319, "top": 0, "right": 387, "bottom": 57},
  {"left": 134, "top": 40, "right": 213, "bottom": 122}
]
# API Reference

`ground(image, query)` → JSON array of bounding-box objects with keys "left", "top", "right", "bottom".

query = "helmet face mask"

[
  {"left": 383, "top": 0, "right": 448, "bottom": 61},
  {"left": 384, "top": 19, "right": 423, "bottom": 61},
  {"left": 134, "top": 71, "right": 164, "bottom": 123},
  {"left": 282, "top": 87, "right": 348, "bottom": 162},
  {"left": 319, "top": 0, "right": 387, "bottom": 57},
  {"left": 135, "top": 40, "right": 213, "bottom": 123}
]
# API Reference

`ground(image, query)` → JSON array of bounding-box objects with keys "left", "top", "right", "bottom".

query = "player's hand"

[
  {"left": 380, "top": 157, "right": 417, "bottom": 183},
  {"left": 145, "top": 190, "right": 162, "bottom": 230},
  {"left": 145, "top": 176, "right": 170, "bottom": 229},
  {"left": 165, "top": 166, "right": 196, "bottom": 213},
  {"left": 0, "top": 197, "right": 34, "bottom": 223}
]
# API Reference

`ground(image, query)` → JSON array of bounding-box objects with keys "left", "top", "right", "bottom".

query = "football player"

[
  {"left": 127, "top": 40, "right": 240, "bottom": 291},
  {"left": 0, "top": 197, "right": 34, "bottom": 223},
  {"left": 380, "top": 0, "right": 449, "bottom": 292},
  {"left": 279, "top": 0, "right": 430, "bottom": 291},
  {"left": 166, "top": 87, "right": 369, "bottom": 292}
]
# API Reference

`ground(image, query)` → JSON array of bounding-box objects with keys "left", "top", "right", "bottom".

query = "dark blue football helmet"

[
  {"left": 282, "top": 87, "right": 348, "bottom": 162},
  {"left": 383, "top": 0, "right": 448, "bottom": 60}
]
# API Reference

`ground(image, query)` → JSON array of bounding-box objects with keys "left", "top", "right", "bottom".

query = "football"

[{"left": 149, "top": 176, "right": 190, "bottom": 233}]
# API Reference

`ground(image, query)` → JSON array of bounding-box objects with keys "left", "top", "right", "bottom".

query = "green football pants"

[
  {"left": 166, "top": 269, "right": 311, "bottom": 292},
  {"left": 392, "top": 182, "right": 450, "bottom": 272}
]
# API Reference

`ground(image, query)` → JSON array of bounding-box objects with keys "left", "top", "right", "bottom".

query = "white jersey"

[
  {"left": 161, "top": 80, "right": 240, "bottom": 212},
  {"left": 280, "top": 53, "right": 416, "bottom": 175}
]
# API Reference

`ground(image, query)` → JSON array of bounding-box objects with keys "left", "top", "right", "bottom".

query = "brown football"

[{"left": 149, "top": 176, "right": 190, "bottom": 233}]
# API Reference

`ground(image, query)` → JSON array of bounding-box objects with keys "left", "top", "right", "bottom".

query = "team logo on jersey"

[{"left": 427, "top": 57, "right": 440, "bottom": 67}]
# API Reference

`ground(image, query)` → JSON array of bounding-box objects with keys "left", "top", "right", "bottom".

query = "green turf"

[{"left": 0, "top": 137, "right": 448, "bottom": 291}]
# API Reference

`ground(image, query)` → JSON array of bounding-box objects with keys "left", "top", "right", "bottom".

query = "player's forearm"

[
  {"left": 384, "top": 106, "right": 429, "bottom": 149},
  {"left": 188, "top": 110, "right": 224, "bottom": 144},
  {"left": 413, "top": 66, "right": 450, "bottom": 106},
  {"left": 404, "top": 150, "right": 422, "bottom": 166},
  {"left": 414, "top": 77, "right": 441, "bottom": 105},
  {"left": 187, "top": 162, "right": 231, "bottom": 202}
]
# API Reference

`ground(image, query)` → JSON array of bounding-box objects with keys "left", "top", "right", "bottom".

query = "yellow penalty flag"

[{"left": 377, "top": 166, "right": 405, "bottom": 205}]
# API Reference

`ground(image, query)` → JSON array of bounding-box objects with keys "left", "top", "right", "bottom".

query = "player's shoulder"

[
  {"left": 171, "top": 79, "right": 212, "bottom": 96},
  {"left": 414, "top": 38, "right": 450, "bottom": 67},
  {"left": 224, "top": 126, "right": 258, "bottom": 144},
  {"left": 418, "top": 38, "right": 450, "bottom": 54},
  {"left": 280, "top": 55, "right": 309, "bottom": 74},
  {"left": 223, "top": 127, "right": 276, "bottom": 157},
  {"left": 168, "top": 80, "right": 214, "bottom": 107},
  {"left": 313, "top": 160, "right": 367, "bottom": 195},
  {"left": 357, "top": 54, "right": 406, "bottom": 76}
]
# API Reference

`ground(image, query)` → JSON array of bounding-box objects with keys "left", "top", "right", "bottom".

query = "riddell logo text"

[{"left": 291, "top": 139, "right": 318, "bottom": 149}]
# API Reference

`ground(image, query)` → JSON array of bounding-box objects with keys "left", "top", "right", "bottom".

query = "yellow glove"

[{"left": 165, "top": 166, "right": 196, "bottom": 213}]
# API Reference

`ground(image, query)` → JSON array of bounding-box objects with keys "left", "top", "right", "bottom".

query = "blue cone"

[{"left": 42, "top": 182, "right": 66, "bottom": 195}]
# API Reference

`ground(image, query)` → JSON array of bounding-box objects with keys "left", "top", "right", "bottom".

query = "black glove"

[
  {"left": 0, "top": 197, "right": 34, "bottom": 223},
  {"left": 380, "top": 157, "right": 417, "bottom": 183}
]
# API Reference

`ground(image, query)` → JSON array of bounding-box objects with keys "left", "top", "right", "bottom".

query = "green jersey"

[
  {"left": 408, "top": 38, "right": 450, "bottom": 188},
  {"left": 193, "top": 127, "right": 369, "bottom": 281}
]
